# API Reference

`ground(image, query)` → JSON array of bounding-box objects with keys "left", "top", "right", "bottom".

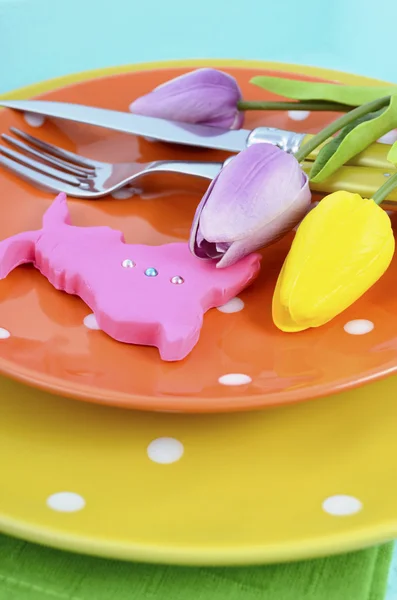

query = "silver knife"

[
  {"left": 0, "top": 99, "right": 391, "bottom": 169},
  {"left": 0, "top": 99, "right": 307, "bottom": 153}
]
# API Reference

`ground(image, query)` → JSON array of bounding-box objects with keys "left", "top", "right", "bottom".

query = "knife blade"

[
  {"left": 0, "top": 100, "right": 251, "bottom": 152},
  {"left": 0, "top": 99, "right": 393, "bottom": 170}
]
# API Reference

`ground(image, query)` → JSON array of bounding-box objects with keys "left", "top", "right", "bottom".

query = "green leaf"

[
  {"left": 387, "top": 141, "right": 397, "bottom": 165},
  {"left": 250, "top": 76, "right": 397, "bottom": 107},
  {"left": 310, "top": 95, "right": 397, "bottom": 183},
  {"left": 309, "top": 110, "right": 384, "bottom": 179}
]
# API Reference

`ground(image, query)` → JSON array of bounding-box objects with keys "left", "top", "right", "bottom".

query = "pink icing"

[{"left": 0, "top": 193, "right": 261, "bottom": 361}]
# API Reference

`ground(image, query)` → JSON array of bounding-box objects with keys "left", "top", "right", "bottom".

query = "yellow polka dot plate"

[{"left": 0, "top": 369, "right": 396, "bottom": 564}]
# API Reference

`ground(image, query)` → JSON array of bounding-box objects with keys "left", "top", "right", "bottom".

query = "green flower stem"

[
  {"left": 373, "top": 171, "right": 397, "bottom": 205},
  {"left": 237, "top": 100, "right": 352, "bottom": 112},
  {"left": 294, "top": 96, "right": 391, "bottom": 163}
]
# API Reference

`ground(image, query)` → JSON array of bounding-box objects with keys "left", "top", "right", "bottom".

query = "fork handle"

[{"left": 148, "top": 160, "right": 223, "bottom": 180}]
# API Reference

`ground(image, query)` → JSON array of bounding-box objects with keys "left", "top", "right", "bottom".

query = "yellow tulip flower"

[{"left": 272, "top": 191, "right": 395, "bottom": 332}]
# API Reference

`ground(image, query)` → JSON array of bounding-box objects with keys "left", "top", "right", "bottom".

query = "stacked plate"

[{"left": 0, "top": 60, "right": 396, "bottom": 565}]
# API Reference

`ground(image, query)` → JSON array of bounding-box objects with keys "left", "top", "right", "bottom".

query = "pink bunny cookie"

[{"left": 0, "top": 193, "right": 261, "bottom": 360}]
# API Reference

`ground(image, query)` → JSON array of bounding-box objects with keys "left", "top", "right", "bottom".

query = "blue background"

[
  {"left": 1, "top": 0, "right": 397, "bottom": 94},
  {"left": 1, "top": 0, "right": 397, "bottom": 597}
]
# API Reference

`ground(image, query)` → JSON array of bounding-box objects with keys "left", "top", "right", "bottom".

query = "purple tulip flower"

[
  {"left": 129, "top": 68, "right": 244, "bottom": 129},
  {"left": 189, "top": 144, "right": 312, "bottom": 268}
]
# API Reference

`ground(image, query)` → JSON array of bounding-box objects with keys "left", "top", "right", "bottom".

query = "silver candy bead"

[
  {"left": 171, "top": 276, "right": 184, "bottom": 285},
  {"left": 122, "top": 259, "right": 136, "bottom": 268},
  {"left": 145, "top": 267, "right": 158, "bottom": 277}
]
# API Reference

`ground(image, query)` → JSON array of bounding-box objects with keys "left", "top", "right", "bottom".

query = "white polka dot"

[
  {"left": 218, "top": 373, "right": 252, "bottom": 386},
  {"left": 377, "top": 130, "right": 397, "bottom": 144},
  {"left": 147, "top": 438, "right": 184, "bottom": 464},
  {"left": 83, "top": 313, "right": 100, "bottom": 330},
  {"left": 322, "top": 495, "right": 362, "bottom": 516},
  {"left": 46, "top": 492, "right": 85, "bottom": 512},
  {"left": 217, "top": 297, "right": 245, "bottom": 313},
  {"left": 111, "top": 187, "right": 139, "bottom": 200},
  {"left": 344, "top": 319, "right": 374, "bottom": 335},
  {"left": 288, "top": 110, "right": 310, "bottom": 121},
  {"left": 23, "top": 112, "right": 45, "bottom": 127},
  {"left": 0, "top": 328, "right": 10, "bottom": 339}
]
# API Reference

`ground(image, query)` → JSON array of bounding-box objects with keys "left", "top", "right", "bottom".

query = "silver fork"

[{"left": 0, "top": 128, "right": 224, "bottom": 199}]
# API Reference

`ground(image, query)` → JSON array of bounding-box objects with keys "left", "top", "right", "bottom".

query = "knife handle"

[
  {"left": 302, "top": 161, "right": 397, "bottom": 207},
  {"left": 302, "top": 134, "right": 393, "bottom": 170},
  {"left": 247, "top": 127, "right": 393, "bottom": 170}
]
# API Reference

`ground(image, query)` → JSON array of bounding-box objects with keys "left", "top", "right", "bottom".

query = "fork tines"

[{"left": 0, "top": 128, "right": 97, "bottom": 194}]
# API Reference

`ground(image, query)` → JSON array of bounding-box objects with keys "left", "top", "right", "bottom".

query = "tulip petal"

[
  {"left": 189, "top": 176, "right": 218, "bottom": 259},
  {"left": 273, "top": 191, "right": 395, "bottom": 331},
  {"left": 217, "top": 174, "right": 310, "bottom": 268},
  {"left": 200, "top": 144, "right": 309, "bottom": 242},
  {"left": 129, "top": 68, "right": 243, "bottom": 129},
  {"left": 272, "top": 263, "right": 302, "bottom": 331},
  {"left": 189, "top": 144, "right": 311, "bottom": 267}
]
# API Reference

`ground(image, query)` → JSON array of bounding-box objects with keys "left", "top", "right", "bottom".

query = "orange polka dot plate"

[{"left": 0, "top": 60, "right": 396, "bottom": 413}]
